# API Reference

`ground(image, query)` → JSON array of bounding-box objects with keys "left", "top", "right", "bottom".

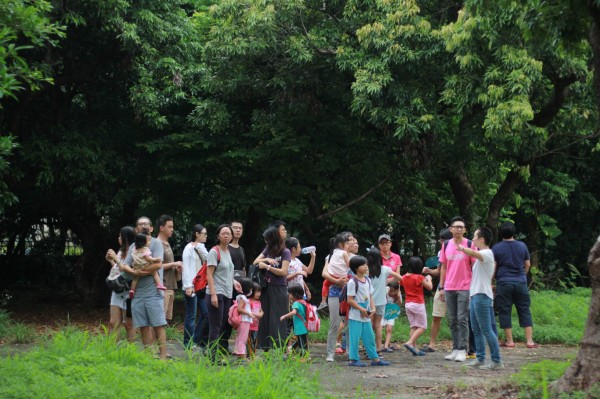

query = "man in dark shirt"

[{"left": 492, "top": 222, "right": 538, "bottom": 348}]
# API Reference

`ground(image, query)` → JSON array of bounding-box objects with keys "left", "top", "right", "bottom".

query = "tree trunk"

[
  {"left": 554, "top": 3, "right": 600, "bottom": 393},
  {"left": 446, "top": 168, "right": 475, "bottom": 225},
  {"left": 486, "top": 167, "right": 525, "bottom": 241},
  {"left": 555, "top": 236, "right": 600, "bottom": 393}
]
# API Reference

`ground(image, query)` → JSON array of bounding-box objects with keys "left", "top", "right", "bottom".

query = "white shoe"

[
  {"left": 326, "top": 355, "right": 334, "bottom": 362},
  {"left": 454, "top": 350, "right": 467, "bottom": 362},
  {"left": 444, "top": 349, "right": 458, "bottom": 361}
]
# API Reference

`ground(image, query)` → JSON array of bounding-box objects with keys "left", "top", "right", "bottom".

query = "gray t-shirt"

[
  {"left": 123, "top": 237, "right": 164, "bottom": 299},
  {"left": 206, "top": 246, "right": 235, "bottom": 298}
]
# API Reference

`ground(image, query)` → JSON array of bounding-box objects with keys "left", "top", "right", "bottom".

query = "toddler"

[
  {"left": 381, "top": 281, "right": 402, "bottom": 351},
  {"left": 233, "top": 278, "right": 256, "bottom": 359},
  {"left": 280, "top": 283, "right": 310, "bottom": 357},
  {"left": 286, "top": 237, "right": 315, "bottom": 299},
  {"left": 129, "top": 230, "right": 166, "bottom": 298},
  {"left": 247, "top": 282, "right": 264, "bottom": 358},
  {"left": 318, "top": 233, "right": 351, "bottom": 310},
  {"left": 401, "top": 256, "right": 433, "bottom": 356}
]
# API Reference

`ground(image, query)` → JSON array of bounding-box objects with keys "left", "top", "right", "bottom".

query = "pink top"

[
  {"left": 249, "top": 299, "right": 262, "bottom": 331},
  {"left": 439, "top": 238, "right": 475, "bottom": 291},
  {"left": 381, "top": 252, "right": 402, "bottom": 273}
]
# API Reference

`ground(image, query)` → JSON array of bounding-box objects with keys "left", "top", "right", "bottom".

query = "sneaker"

[
  {"left": 466, "top": 352, "right": 476, "bottom": 359},
  {"left": 348, "top": 360, "right": 367, "bottom": 367},
  {"left": 466, "top": 359, "right": 485, "bottom": 367},
  {"left": 480, "top": 361, "right": 504, "bottom": 370},
  {"left": 445, "top": 349, "right": 459, "bottom": 361},
  {"left": 317, "top": 302, "right": 328, "bottom": 311},
  {"left": 371, "top": 359, "right": 390, "bottom": 366},
  {"left": 325, "top": 355, "right": 334, "bottom": 362},
  {"left": 454, "top": 350, "right": 467, "bottom": 362}
]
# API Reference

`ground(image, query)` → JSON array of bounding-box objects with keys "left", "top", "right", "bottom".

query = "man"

[
  {"left": 493, "top": 222, "right": 538, "bottom": 348},
  {"left": 220, "top": 220, "right": 247, "bottom": 351},
  {"left": 378, "top": 234, "right": 402, "bottom": 275},
  {"left": 156, "top": 215, "right": 182, "bottom": 325},
  {"left": 107, "top": 216, "right": 167, "bottom": 359},
  {"left": 439, "top": 216, "right": 475, "bottom": 362},
  {"left": 421, "top": 228, "right": 453, "bottom": 352}
]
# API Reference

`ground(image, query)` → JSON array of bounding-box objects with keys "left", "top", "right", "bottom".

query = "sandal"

[
  {"left": 500, "top": 341, "right": 516, "bottom": 348},
  {"left": 421, "top": 344, "right": 436, "bottom": 353},
  {"left": 526, "top": 343, "right": 540, "bottom": 349}
]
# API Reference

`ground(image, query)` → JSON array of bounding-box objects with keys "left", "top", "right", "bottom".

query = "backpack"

[
  {"left": 297, "top": 300, "right": 321, "bottom": 332},
  {"left": 193, "top": 246, "right": 221, "bottom": 294},
  {"left": 339, "top": 276, "right": 370, "bottom": 317},
  {"left": 228, "top": 299, "right": 242, "bottom": 330}
]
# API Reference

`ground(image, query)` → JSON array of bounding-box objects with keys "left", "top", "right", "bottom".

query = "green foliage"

[
  {"left": 0, "top": 329, "right": 325, "bottom": 399},
  {"left": 0, "top": 309, "right": 10, "bottom": 339},
  {"left": 8, "top": 321, "right": 35, "bottom": 344},
  {"left": 511, "top": 359, "right": 573, "bottom": 399}
]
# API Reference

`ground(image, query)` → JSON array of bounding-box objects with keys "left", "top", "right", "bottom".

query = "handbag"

[{"left": 249, "top": 263, "right": 267, "bottom": 289}]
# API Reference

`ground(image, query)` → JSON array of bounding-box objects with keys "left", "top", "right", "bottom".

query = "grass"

[
  {"left": 0, "top": 328, "right": 325, "bottom": 399},
  {"left": 311, "top": 288, "right": 590, "bottom": 346}
]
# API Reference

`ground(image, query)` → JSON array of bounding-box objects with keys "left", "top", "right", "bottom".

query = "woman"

[
  {"left": 107, "top": 226, "right": 136, "bottom": 341},
  {"left": 255, "top": 225, "right": 291, "bottom": 350},
  {"left": 205, "top": 224, "right": 240, "bottom": 359},
  {"left": 181, "top": 224, "right": 209, "bottom": 348}
]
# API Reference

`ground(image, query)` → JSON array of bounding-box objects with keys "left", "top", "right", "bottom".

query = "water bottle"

[{"left": 301, "top": 246, "right": 316, "bottom": 254}]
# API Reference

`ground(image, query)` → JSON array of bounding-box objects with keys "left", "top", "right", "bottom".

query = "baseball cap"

[{"left": 378, "top": 234, "right": 392, "bottom": 243}]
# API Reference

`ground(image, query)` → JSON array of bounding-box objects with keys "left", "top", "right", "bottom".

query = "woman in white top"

[
  {"left": 181, "top": 224, "right": 209, "bottom": 348},
  {"left": 457, "top": 226, "right": 503, "bottom": 370}
]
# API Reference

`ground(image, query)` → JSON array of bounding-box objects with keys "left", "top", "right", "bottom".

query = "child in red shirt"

[{"left": 401, "top": 257, "right": 433, "bottom": 356}]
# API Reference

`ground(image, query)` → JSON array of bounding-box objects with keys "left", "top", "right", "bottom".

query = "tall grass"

[{"left": 0, "top": 328, "right": 325, "bottom": 399}]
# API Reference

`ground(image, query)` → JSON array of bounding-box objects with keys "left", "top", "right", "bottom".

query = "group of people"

[{"left": 105, "top": 214, "right": 536, "bottom": 368}]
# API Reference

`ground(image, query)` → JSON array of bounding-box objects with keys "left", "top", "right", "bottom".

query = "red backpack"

[
  {"left": 193, "top": 246, "right": 221, "bottom": 293},
  {"left": 228, "top": 300, "right": 242, "bottom": 330},
  {"left": 297, "top": 300, "right": 321, "bottom": 332}
]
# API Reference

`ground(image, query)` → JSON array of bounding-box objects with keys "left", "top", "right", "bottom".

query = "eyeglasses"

[
  {"left": 451, "top": 225, "right": 465, "bottom": 230},
  {"left": 137, "top": 222, "right": 151, "bottom": 227},
  {"left": 231, "top": 226, "right": 243, "bottom": 230}
]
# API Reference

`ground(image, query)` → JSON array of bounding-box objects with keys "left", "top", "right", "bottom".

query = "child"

[
  {"left": 401, "top": 256, "right": 433, "bottom": 356},
  {"left": 280, "top": 283, "right": 310, "bottom": 357},
  {"left": 233, "top": 278, "right": 256, "bottom": 359},
  {"left": 129, "top": 230, "right": 166, "bottom": 298},
  {"left": 318, "top": 233, "right": 351, "bottom": 310},
  {"left": 346, "top": 256, "right": 390, "bottom": 367},
  {"left": 285, "top": 237, "right": 315, "bottom": 299},
  {"left": 366, "top": 247, "right": 402, "bottom": 352},
  {"left": 381, "top": 281, "right": 402, "bottom": 352},
  {"left": 247, "top": 282, "right": 264, "bottom": 358}
]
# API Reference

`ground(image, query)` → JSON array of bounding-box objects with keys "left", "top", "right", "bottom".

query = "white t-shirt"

[
  {"left": 287, "top": 258, "right": 305, "bottom": 287},
  {"left": 469, "top": 248, "right": 495, "bottom": 299},
  {"left": 236, "top": 295, "right": 253, "bottom": 323},
  {"left": 347, "top": 276, "right": 373, "bottom": 322},
  {"left": 328, "top": 248, "right": 348, "bottom": 277},
  {"left": 371, "top": 266, "right": 392, "bottom": 306}
]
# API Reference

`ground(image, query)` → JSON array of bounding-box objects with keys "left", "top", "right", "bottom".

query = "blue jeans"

[
  {"left": 470, "top": 294, "right": 501, "bottom": 363},
  {"left": 183, "top": 293, "right": 208, "bottom": 347},
  {"left": 469, "top": 306, "right": 497, "bottom": 353}
]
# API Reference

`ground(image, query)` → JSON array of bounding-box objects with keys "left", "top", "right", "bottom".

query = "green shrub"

[
  {"left": 0, "top": 309, "right": 10, "bottom": 339},
  {"left": 9, "top": 322, "right": 36, "bottom": 344}
]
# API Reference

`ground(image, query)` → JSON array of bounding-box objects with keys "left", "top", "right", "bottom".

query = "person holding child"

[
  {"left": 346, "top": 256, "right": 390, "bottom": 367},
  {"left": 401, "top": 257, "right": 433, "bottom": 356},
  {"left": 129, "top": 229, "right": 166, "bottom": 298}
]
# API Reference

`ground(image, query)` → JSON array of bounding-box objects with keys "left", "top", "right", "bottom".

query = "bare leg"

[
  {"left": 504, "top": 328, "right": 514, "bottom": 345},
  {"left": 153, "top": 271, "right": 162, "bottom": 286},
  {"left": 384, "top": 325, "right": 393, "bottom": 348},
  {"left": 154, "top": 326, "right": 167, "bottom": 359},
  {"left": 124, "top": 316, "right": 136, "bottom": 342},
  {"left": 524, "top": 326, "right": 535, "bottom": 345},
  {"left": 428, "top": 316, "right": 442, "bottom": 349},
  {"left": 406, "top": 327, "right": 426, "bottom": 347},
  {"left": 373, "top": 314, "right": 383, "bottom": 351},
  {"left": 109, "top": 305, "right": 123, "bottom": 333}
]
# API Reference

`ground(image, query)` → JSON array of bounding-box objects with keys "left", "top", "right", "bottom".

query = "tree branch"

[
  {"left": 531, "top": 74, "right": 579, "bottom": 128},
  {"left": 316, "top": 172, "right": 393, "bottom": 221}
]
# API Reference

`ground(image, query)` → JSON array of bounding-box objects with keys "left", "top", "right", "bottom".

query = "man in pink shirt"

[
  {"left": 378, "top": 234, "right": 402, "bottom": 274},
  {"left": 439, "top": 216, "right": 475, "bottom": 363}
]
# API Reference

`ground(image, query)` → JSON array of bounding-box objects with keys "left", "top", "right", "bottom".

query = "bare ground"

[{"left": 1, "top": 302, "right": 578, "bottom": 398}]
